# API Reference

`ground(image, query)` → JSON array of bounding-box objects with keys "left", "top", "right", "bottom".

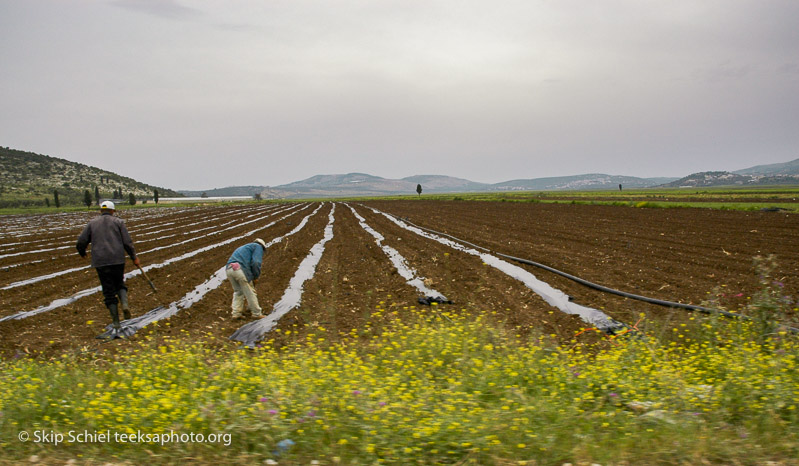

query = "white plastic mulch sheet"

[
  {"left": 1, "top": 204, "right": 286, "bottom": 290},
  {"left": 367, "top": 206, "right": 623, "bottom": 332},
  {"left": 1, "top": 203, "right": 310, "bottom": 323},
  {"left": 230, "top": 204, "right": 336, "bottom": 347},
  {"left": 347, "top": 203, "right": 446, "bottom": 301},
  {"left": 95, "top": 204, "right": 326, "bottom": 339}
]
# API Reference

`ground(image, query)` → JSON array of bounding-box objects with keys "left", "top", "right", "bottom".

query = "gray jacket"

[{"left": 76, "top": 212, "right": 137, "bottom": 268}]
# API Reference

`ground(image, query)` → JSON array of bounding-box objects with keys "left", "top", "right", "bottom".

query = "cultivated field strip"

[
  {"left": 0, "top": 211, "right": 324, "bottom": 357},
  {"left": 0, "top": 212, "right": 94, "bottom": 237},
  {"left": 0, "top": 203, "right": 297, "bottom": 291},
  {"left": 0, "top": 244, "right": 73, "bottom": 260},
  {"left": 0, "top": 208, "right": 191, "bottom": 259},
  {"left": 0, "top": 201, "right": 621, "bottom": 345},
  {"left": 223, "top": 205, "right": 588, "bottom": 346},
  {"left": 0, "top": 204, "right": 296, "bottom": 291},
  {"left": 0, "top": 203, "right": 311, "bottom": 317},
  {"left": 162, "top": 204, "right": 454, "bottom": 346},
  {"left": 0, "top": 203, "right": 275, "bottom": 263},
  {"left": 0, "top": 205, "right": 202, "bottom": 240},
  {"left": 0, "top": 201, "right": 592, "bottom": 356},
  {"left": 344, "top": 204, "right": 567, "bottom": 329},
  {"left": 346, "top": 203, "right": 446, "bottom": 300},
  {"left": 0, "top": 204, "right": 232, "bottom": 252},
  {"left": 0, "top": 204, "right": 284, "bottom": 266},
  {"left": 95, "top": 203, "right": 328, "bottom": 339},
  {"left": 363, "top": 205, "right": 623, "bottom": 331},
  {"left": 124, "top": 204, "right": 266, "bottom": 239},
  {"left": 0, "top": 204, "right": 311, "bottom": 321},
  {"left": 5, "top": 200, "right": 795, "bottom": 358},
  {"left": 129, "top": 205, "right": 255, "bottom": 236},
  {"left": 230, "top": 204, "right": 336, "bottom": 346},
  {"left": 0, "top": 206, "right": 260, "bottom": 277},
  {"left": 88, "top": 201, "right": 455, "bottom": 345},
  {"left": 361, "top": 200, "right": 799, "bottom": 328}
]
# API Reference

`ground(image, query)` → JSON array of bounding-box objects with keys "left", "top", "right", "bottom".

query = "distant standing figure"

[
  {"left": 226, "top": 239, "right": 268, "bottom": 319},
  {"left": 76, "top": 201, "right": 140, "bottom": 330},
  {"left": 619, "top": 184, "right": 622, "bottom": 191}
]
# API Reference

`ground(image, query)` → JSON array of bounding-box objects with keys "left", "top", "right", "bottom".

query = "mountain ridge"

[
  {"left": 233, "top": 172, "right": 676, "bottom": 199},
  {"left": 661, "top": 159, "right": 799, "bottom": 188},
  {"left": 179, "top": 157, "right": 799, "bottom": 198},
  {"left": 733, "top": 158, "right": 799, "bottom": 176},
  {"left": 3, "top": 145, "right": 797, "bottom": 204}
]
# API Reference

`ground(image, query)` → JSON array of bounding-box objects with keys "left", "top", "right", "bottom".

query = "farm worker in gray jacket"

[
  {"left": 226, "top": 239, "right": 267, "bottom": 319},
  {"left": 76, "top": 200, "right": 140, "bottom": 330}
]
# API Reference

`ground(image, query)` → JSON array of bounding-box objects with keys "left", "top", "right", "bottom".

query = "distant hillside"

[
  {"left": 662, "top": 171, "right": 752, "bottom": 188},
  {"left": 492, "top": 174, "right": 675, "bottom": 191},
  {"left": 173, "top": 156, "right": 799, "bottom": 199},
  {"left": 733, "top": 158, "right": 799, "bottom": 176},
  {"left": 250, "top": 172, "right": 678, "bottom": 199},
  {"left": 0, "top": 146, "right": 181, "bottom": 208},
  {"left": 401, "top": 175, "right": 490, "bottom": 192},
  {"left": 661, "top": 170, "right": 799, "bottom": 188},
  {"left": 178, "top": 186, "right": 266, "bottom": 197},
  {"left": 264, "top": 173, "right": 418, "bottom": 198}
]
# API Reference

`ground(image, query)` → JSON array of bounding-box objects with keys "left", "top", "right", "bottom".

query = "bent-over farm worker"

[
  {"left": 76, "top": 200, "right": 140, "bottom": 330},
  {"left": 226, "top": 239, "right": 267, "bottom": 319}
]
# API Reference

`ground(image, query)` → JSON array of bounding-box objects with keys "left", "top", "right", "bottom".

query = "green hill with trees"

[{"left": 0, "top": 146, "right": 182, "bottom": 209}]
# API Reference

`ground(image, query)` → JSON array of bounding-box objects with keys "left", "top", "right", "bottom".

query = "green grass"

[
  {"left": 4, "top": 186, "right": 799, "bottom": 214},
  {"left": 341, "top": 186, "right": 799, "bottom": 212},
  {"left": 2, "top": 290, "right": 797, "bottom": 464}
]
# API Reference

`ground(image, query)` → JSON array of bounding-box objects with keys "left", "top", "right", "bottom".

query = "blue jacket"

[{"left": 227, "top": 242, "right": 264, "bottom": 282}]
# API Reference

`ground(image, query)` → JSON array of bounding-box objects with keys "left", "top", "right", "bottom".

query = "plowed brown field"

[{"left": 1, "top": 200, "right": 797, "bottom": 359}]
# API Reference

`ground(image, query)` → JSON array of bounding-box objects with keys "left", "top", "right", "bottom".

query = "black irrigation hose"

[{"left": 386, "top": 213, "right": 799, "bottom": 334}]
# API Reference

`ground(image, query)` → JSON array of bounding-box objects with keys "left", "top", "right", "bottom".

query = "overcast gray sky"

[{"left": 2, "top": 0, "right": 798, "bottom": 190}]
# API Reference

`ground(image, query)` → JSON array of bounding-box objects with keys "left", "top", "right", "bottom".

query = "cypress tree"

[
  {"left": 54, "top": 189, "right": 60, "bottom": 208},
  {"left": 83, "top": 190, "right": 93, "bottom": 208}
]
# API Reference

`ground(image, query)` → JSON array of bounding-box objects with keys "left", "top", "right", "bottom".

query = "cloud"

[
  {"left": 694, "top": 61, "right": 753, "bottom": 82},
  {"left": 213, "top": 22, "right": 261, "bottom": 33},
  {"left": 777, "top": 62, "right": 799, "bottom": 76},
  {"left": 111, "top": 0, "right": 200, "bottom": 20},
  {"left": 2, "top": 0, "right": 798, "bottom": 190}
]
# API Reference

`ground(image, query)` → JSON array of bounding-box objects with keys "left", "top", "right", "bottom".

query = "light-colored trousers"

[{"left": 226, "top": 265, "right": 262, "bottom": 316}]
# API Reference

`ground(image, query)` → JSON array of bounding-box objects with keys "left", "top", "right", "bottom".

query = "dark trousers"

[{"left": 96, "top": 264, "right": 127, "bottom": 307}]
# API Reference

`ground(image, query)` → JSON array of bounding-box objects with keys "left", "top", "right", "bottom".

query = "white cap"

[
  {"left": 100, "top": 200, "right": 115, "bottom": 210},
  {"left": 254, "top": 238, "right": 267, "bottom": 249}
]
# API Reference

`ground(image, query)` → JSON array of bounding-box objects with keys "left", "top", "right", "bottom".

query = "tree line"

[
  {"left": 79, "top": 188, "right": 161, "bottom": 208},
  {"left": 0, "top": 188, "right": 161, "bottom": 209}
]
